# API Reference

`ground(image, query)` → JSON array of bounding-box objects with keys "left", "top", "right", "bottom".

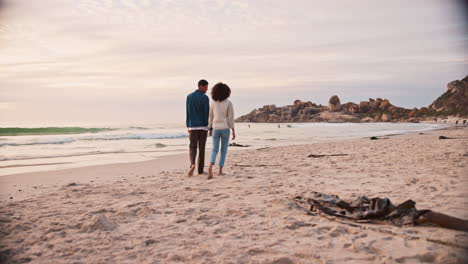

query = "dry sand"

[{"left": 1, "top": 128, "right": 467, "bottom": 263}]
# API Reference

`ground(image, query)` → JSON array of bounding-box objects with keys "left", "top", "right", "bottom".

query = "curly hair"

[{"left": 211, "top": 82, "right": 231, "bottom": 101}]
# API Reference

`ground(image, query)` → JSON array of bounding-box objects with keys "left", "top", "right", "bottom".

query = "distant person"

[
  {"left": 186, "top": 79, "right": 210, "bottom": 176},
  {"left": 208, "top": 82, "right": 236, "bottom": 179}
]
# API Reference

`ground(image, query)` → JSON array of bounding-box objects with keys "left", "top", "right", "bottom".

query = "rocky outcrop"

[
  {"left": 328, "top": 95, "right": 341, "bottom": 112},
  {"left": 235, "top": 101, "right": 327, "bottom": 123},
  {"left": 235, "top": 96, "right": 417, "bottom": 123},
  {"left": 235, "top": 75, "right": 468, "bottom": 123},
  {"left": 429, "top": 75, "right": 468, "bottom": 117}
]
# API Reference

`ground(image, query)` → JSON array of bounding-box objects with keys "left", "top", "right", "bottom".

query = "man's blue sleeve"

[
  {"left": 204, "top": 96, "right": 209, "bottom": 124},
  {"left": 186, "top": 96, "right": 190, "bottom": 127}
]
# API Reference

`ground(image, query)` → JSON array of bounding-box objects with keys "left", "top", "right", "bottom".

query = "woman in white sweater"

[{"left": 207, "top": 82, "right": 236, "bottom": 179}]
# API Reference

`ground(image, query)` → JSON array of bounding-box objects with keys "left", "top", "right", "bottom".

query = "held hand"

[
  {"left": 232, "top": 132, "right": 236, "bottom": 140},
  {"left": 209, "top": 129, "right": 212, "bottom": 137}
]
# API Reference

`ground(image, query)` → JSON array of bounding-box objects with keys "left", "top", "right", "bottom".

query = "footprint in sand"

[
  {"left": 328, "top": 226, "right": 349, "bottom": 237},
  {"left": 314, "top": 226, "right": 332, "bottom": 234},
  {"left": 395, "top": 252, "right": 437, "bottom": 263}
]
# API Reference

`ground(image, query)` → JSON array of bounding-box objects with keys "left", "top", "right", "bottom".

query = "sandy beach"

[{"left": 1, "top": 128, "right": 467, "bottom": 263}]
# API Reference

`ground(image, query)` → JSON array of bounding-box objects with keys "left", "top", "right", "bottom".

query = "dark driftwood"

[
  {"left": 439, "top": 136, "right": 454, "bottom": 139},
  {"left": 416, "top": 211, "right": 468, "bottom": 232},
  {"left": 370, "top": 136, "right": 389, "bottom": 140},
  {"left": 295, "top": 192, "right": 468, "bottom": 233},
  {"left": 307, "top": 154, "right": 349, "bottom": 158},
  {"left": 229, "top": 142, "right": 250, "bottom": 147}
]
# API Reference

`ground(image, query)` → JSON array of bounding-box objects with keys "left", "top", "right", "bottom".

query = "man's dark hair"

[
  {"left": 211, "top": 82, "right": 231, "bottom": 101},
  {"left": 198, "top": 79, "right": 208, "bottom": 87}
]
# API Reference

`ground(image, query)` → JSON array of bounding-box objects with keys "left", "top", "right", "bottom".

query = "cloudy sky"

[{"left": 0, "top": 0, "right": 467, "bottom": 126}]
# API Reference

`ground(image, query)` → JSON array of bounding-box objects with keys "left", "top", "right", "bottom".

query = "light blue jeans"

[{"left": 210, "top": 129, "right": 230, "bottom": 167}]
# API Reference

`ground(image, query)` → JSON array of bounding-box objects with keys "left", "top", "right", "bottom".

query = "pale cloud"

[{"left": 0, "top": 0, "right": 467, "bottom": 125}]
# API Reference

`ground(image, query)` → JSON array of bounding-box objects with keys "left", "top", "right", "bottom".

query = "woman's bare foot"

[
  {"left": 187, "top": 164, "right": 195, "bottom": 177},
  {"left": 218, "top": 168, "right": 224, "bottom": 176},
  {"left": 208, "top": 165, "right": 213, "bottom": 179}
]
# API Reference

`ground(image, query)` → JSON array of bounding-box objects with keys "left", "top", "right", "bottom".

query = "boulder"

[
  {"left": 379, "top": 99, "right": 391, "bottom": 110},
  {"left": 373, "top": 114, "right": 381, "bottom": 122},
  {"left": 392, "top": 113, "right": 401, "bottom": 120},
  {"left": 291, "top": 105, "right": 301, "bottom": 116},
  {"left": 408, "top": 111, "right": 416, "bottom": 118},
  {"left": 340, "top": 102, "right": 354, "bottom": 114},
  {"left": 381, "top": 113, "right": 391, "bottom": 122},
  {"left": 328, "top": 95, "right": 341, "bottom": 112},
  {"left": 293, "top": 99, "right": 302, "bottom": 106},
  {"left": 350, "top": 105, "right": 359, "bottom": 113},
  {"left": 359, "top": 101, "right": 370, "bottom": 113},
  {"left": 361, "top": 117, "right": 373, "bottom": 122},
  {"left": 369, "top": 101, "right": 380, "bottom": 111}
]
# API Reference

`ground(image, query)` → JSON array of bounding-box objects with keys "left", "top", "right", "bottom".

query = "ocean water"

[{"left": 0, "top": 122, "right": 450, "bottom": 176}]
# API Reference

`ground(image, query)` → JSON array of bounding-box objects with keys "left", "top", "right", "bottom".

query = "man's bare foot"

[
  {"left": 187, "top": 164, "right": 195, "bottom": 177},
  {"left": 208, "top": 166, "right": 213, "bottom": 179}
]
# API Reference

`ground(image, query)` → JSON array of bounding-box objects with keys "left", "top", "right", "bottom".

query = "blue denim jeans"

[{"left": 210, "top": 129, "right": 230, "bottom": 167}]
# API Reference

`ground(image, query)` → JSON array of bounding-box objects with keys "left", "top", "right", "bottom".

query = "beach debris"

[
  {"left": 155, "top": 143, "right": 166, "bottom": 148},
  {"left": 370, "top": 136, "right": 389, "bottom": 140},
  {"left": 81, "top": 214, "right": 117, "bottom": 232},
  {"left": 439, "top": 136, "right": 453, "bottom": 140},
  {"left": 294, "top": 192, "right": 468, "bottom": 232},
  {"left": 144, "top": 239, "right": 159, "bottom": 246},
  {"left": 307, "top": 154, "right": 349, "bottom": 158},
  {"left": 257, "top": 147, "right": 270, "bottom": 150},
  {"left": 65, "top": 182, "right": 78, "bottom": 187},
  {"left": 229, "top": 142, "right": 250, "bottom": 147}
]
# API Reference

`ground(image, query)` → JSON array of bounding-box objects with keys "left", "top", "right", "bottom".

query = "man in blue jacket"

[{"left": 186, "top": 79, "right": 210, "bottom": 176}]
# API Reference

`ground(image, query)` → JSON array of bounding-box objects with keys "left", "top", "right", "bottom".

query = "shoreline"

[
  {"left": 0, "top": 123, "right": 456, "bottom": 177},
  {"left": 0, "top": 125, "right": 462, "bottom": 202}
]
